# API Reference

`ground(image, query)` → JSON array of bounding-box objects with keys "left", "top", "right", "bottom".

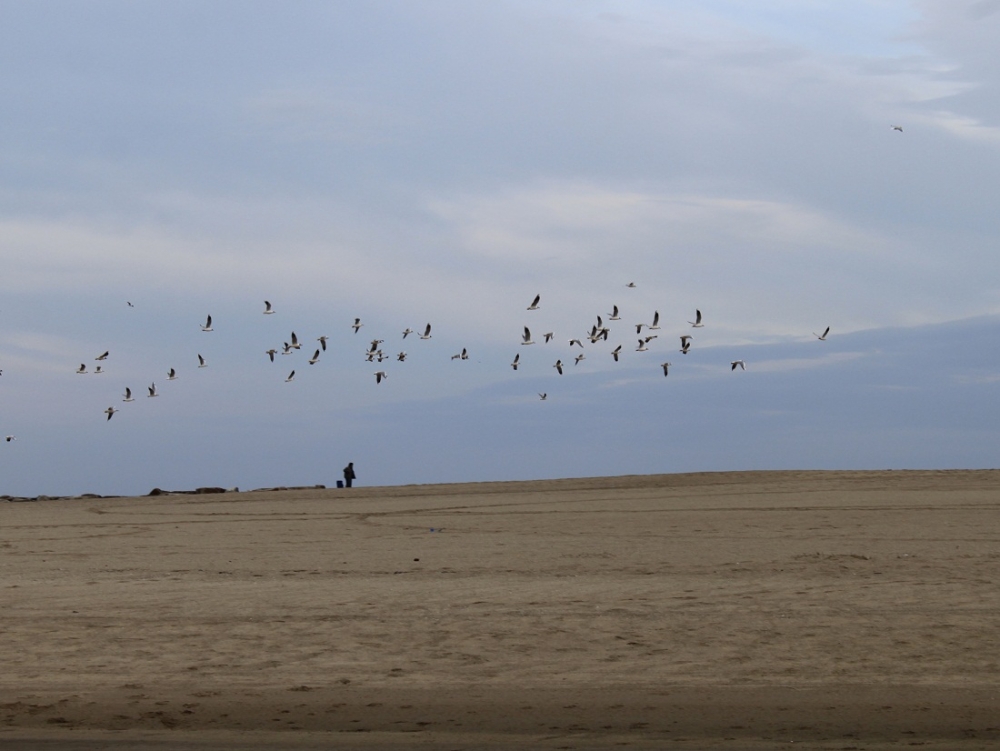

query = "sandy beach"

[{"left": 2, "top": 470, "right": 1000, "bottom": 749}]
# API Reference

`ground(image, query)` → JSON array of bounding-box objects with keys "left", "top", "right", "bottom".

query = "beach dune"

[{"left": 2, "top": 470, "right": 999, "bottom": 749}]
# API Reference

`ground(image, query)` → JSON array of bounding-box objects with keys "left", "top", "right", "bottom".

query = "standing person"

[{"left": 343, "top": 462, "right": 356, "bottom": 488}]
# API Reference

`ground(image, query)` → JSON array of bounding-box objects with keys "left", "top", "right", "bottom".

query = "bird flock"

[
  {"left": 505, "top": 284, "right": 830, "bottom": 400},
  {"left": 9, "top": 287, "right": 833, "bottom": 430}
]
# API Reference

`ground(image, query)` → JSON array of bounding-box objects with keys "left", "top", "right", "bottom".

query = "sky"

[{"left": 2, "top": 0, "right": 1000, "bottom": 496}]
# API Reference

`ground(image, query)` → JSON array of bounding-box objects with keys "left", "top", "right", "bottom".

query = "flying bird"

[
  {"left": 521, "top": 327, "right": 534, "bottom": 345},
  {"left": 308, "top": 349, "right": 321, "bottom": 364},
  {"left": 626, "top": 282, "right": 636, "bottom": 288},
  {"left": 636, "top": 339, "right": 649, "bottom": 352},
  {"left": 568, "top": 338, "right": 583, "bottom": 348},
  {"left": 543, "top": 332, "right": 554, "bottom": 343},
  {"left": 263, "top": 300, "right": 275, "bottom": 314},
  {"left": 126, "top": 301, "right": 134, "bottom": 308},
  {"left": 167, "top": 368, "right": 177, "bottom": 380},
  {"left": 201, "top": 315, "right": 213, "bottom": 332},
  {"left": 611, "top": 345, "right": 622, "bottom": 362},
  {"left": 419, "top": 323, "right": 432, "bottom": 340},
  {"left": 352, "top": 318, "right": 363, "bottom": 333},
  {"left": 731, "top": 360, "right": 746, "bottom": 371},
  {"left": 285, "top": 370, "right": 296, "bottom": 382},
  {"left": 554, "top": 360, "right": 564, "bottom": 375},
  {"left": 4, "top": 435, "right": 15, "bottom": 442},
  {"left": 104, "top": 406, "right": 119, "bottom": 421},
  {"left": 680, "top": 335, "right": 692, "bottom": 354},
  {"left": 649, "top": 311, "right": 661, "bottom": 330},
  {"left": 76, "top": 364, "right": 87, "bottom": 374},
  {"left": 527, "top": 294, "right": 541, "bottom": 310},
  {"left": 122, "top": 387, "right": 134, "bottom": 402},
  {"left": 511, "top": 353, "right": 520, "bottom": 370},
  {"left": 397, "top": 352, "right": 407, "bottom": 362},
  {"left": 688, "top": 310, "right": 704, "bottom": 327},
  {"left": 660, "top": 362, "right": 671, "bottom": 376},
  {"left": 608, "top": 305, "right": 621, "bottom": 321},
  {"left": 93, "top": 366, "right": 105, "bottom": 375},
  {"left": 317, "top": 335, "right": 329, "bottom": 351},
  {"left": 538, "top": 393, "right": 547, "bottom": 400},
  {"left": 891, "top": 124, "right": 903, "bottom": 132},
  {"left": 290, "top": 332, "right": 301, "bottom": 349},
  {"left": 574, "top": 353, "right": 585, "bottom": 365},
  {"left": 402, "top": 328, "right": 414, "bottom": 339},
  {"left": 281, "top": 342, "right": 293, "bottom": 355},
  {"left": 374, "top": 370, "right": 387, "bottom": 384},
  {"left": 266, "top": 348, "right": 277, "bottom": 362},
  {"left": 95, "top": 351, "right": 109, "bottom": 361},
  {"left": 814, "top": 327, "right": 830, "bottom": 341},
  {"left": 451, "top": 348, "right": 469, "bottom": 361},
  {"left": 198, "top": 354, "right": 206, "bottom": 368},
  {"left": 147, "top": 383, "right": 158, "bottom": 397}
]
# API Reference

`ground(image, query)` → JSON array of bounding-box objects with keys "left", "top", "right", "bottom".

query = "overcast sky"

[{"left": 2, "top": 1, "right": 999, "bottom": 496}]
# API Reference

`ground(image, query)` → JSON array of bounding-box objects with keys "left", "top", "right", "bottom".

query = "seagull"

[
  {"left": 814, "top": 326, "right": 830, "bottom": 341},
  {"left": 290, "top": 332, "right": 301, "bottom": 349},
  {"left": 167, "top": 368, "right": 177, "bottom": 380},
  {"left": 263, "top": 300, "right": 275, "bottom": 314},
  {"left": 397, "top": 351, "right": 407, "bottom": 362},
  {"left": 574, "top": 353, "right": 585, "bottom": 365},
  {"left": 527, "top": 294, "right": 541, "bottom": 311},
  {"left": 554, "top": 360, "right": 564, "bottom": 375},
  {"left": 281, "top": 342, "right": 293, "bottom": 355},
  {"left": 352, "top": 318, "right": 363, "bottom": 333},
  {"left": 511, "top": 353, "right": 520, "bottom": 370},
  {"left": 611, "top": 345, "right": 622, "bottom": 362},
  {"left": 451, "top": 347, "right": 469, "bottom": 361},
  {"left": 568, "top": 338, "right": 583, "bottom": 348},
  {"left": 265, "top": 348, "right": 277, "bottom": 362},
  {"left": 688, "top": 310, "right": 704, "bottom": 328},
  {"left": 538, "top": 393, "right": 547, "bottom": 400},
  {"left": 285, "top": 370, "right": 296, "bottom": 382},
  {"left": 123, "top": 387, "right": 135, "bottom": 402},
  {"left": 636, "top": 339, "right": 649, "bottom": 352},
  {"left": 147, "top": 383, "right": 158, "bottom": 397},
  {"left": 198, "top": 354, "right": 207, "bottom": 368},
  {"left": 626, "top": 282, "right": 636, "bottom": 288},
  {"left": 95, "top": 351, "right": 109, "bottom": 361},
  {"left": 76, "top": 364, "right": 87, "bottom": 374},
  {"left": 402, "top": 328, "right": 414, "bottom": 339},
  {"left": 660, "top": 362, "right": 672, "bottom": 376},
  {"left": 93, "top": 365, "right": 105, "bottom": 374},
  {"left": 608, "top": 305, "right": 621, "bottom": 321},
  {"left": 317, "top": 335, "right": 329, "bottom": 351},
  {"left": 308, "top": 349, "right": 321, "bottom": 364},
  {"left": 4, "top": 435, "right": 15, "bottom": 442},
  {"left": 635, "top": 323, "right": 645, "bottom": 334},
  {"left": 201, "top": 315, "right": 213, "bottom": 332},
  {"left": 891, "top": 124, "right": 903, "bottom": 132},
  {"left": 127, "top": 301, "right": 134, "bottom": 308},
  {"left": 374, "top": 370, "right": 387, "bottom": 384},
  {"left": 419, "top": 323, "right": 432, "bottom": 340},
  {"left": 731, "top": 360, "right": 746, "bottom": 371},
  {"left": 521, "top": 326, "right": 534, "bottom": 345},
  {"left": 543, "top": 332, "right": 554, "bottom": 343},
  {"left": 643, "top": 334, "right": 658, "bottom": 344},
  {"left": 649, "top": 311, "right": 661, "bottom": 330},
  {"left": 104, "top": 406, "right": 119, "bottom": 421},
  {"left": 680, "top": 335, "right": 692, "bottom": 354}
]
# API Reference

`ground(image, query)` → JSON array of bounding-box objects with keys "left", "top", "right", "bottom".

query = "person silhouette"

[{"left": 343, "top": 462, "right": 356, "bottom": 488}]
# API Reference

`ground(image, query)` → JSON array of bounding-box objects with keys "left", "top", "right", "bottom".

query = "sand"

[{"left": 2, "top": 470, "right": 1000, "bottom": 749}]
